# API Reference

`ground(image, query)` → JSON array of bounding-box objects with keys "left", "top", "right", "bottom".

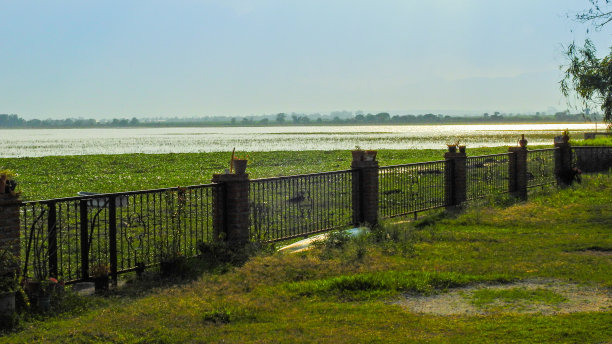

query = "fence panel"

[
  {"left": 250, "top": 170, "right": 354, "bottom": 242},
  {"left": 16, "top": 145, "right": 612, "bottom": 283},
  {"left": 379, "top": 161, "right": 447, "bottom": 218},
  {"left": 572, "top": 146, "right": 612, "bottom": 173},
  {"left": 21, "top": 200, "right": 84, "bottom": 282},
  {"left": 527, "top": 148, "right": 557, "bottom": 188},
  {"left": 20, "top": 184, "right": 214, "bottom": 283},
  {"left": 466, "top": 154, "right": 510, "bottom": 200}
]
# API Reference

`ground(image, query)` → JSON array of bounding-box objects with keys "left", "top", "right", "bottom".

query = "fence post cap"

[
  {"left": 212, "top": 173, "right": 249, "bottom": 183},
  {"left": 444, "top": 152, "right": 466, "bottom": 159}
]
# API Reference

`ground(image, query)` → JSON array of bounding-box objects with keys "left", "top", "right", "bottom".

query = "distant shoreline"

[{"left": 0, "top": 120, "right": 605, "bottom": 130}]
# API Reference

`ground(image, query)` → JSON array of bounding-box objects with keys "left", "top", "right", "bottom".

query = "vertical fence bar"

[
  {"left": 47, "top": 201, "right": 58, "bottom": 278},
  {"left": 108, "top": 197, "right": 117, "bottom": 285},
  {"left": 79, "top": 199, "right": 89, "bottom": 280}
]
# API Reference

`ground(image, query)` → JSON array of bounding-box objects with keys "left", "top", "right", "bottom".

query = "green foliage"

[
  {"left": 561, "top": 40, "right": 612, "bottom": 126},
  {"left": 202, "top": 308, "right": 232, "bottom": 324},
  {"left": 197, "top": 240, "right": 270, "bottom": 269},
  {"left": 572, "top": 136, "right": 612, "bottom": 146},
  {"left": 0, "top": 147, "right": 509, "bottom": 201},
  {"left": 562, "top": 0, "right": 612, "bottom": 128},
  {"left": 0, "top": 250, "right": 19, "bottom": 293}
]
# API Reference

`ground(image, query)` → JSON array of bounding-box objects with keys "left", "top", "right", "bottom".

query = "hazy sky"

[{"left": 1, "top": 1, "right": 610, "bottom": 119}]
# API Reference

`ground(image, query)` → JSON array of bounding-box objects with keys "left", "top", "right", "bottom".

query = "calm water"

[{"left": 0, "top": 124, "right": 601, "bottom": 157}]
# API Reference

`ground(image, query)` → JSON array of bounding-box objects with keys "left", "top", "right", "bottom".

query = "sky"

[{"left": 1, "top": 1, "right": 610, "bottom": 119}]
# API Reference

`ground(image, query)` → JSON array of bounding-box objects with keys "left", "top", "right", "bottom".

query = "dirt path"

[{"left": 393, "top": 279, "right": 612, "bottom": 315}]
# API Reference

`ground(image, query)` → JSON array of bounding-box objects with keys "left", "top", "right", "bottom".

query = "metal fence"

[
  {"left": 249, "top": 170, "right": 354, "bottom": 242},
  {"left": 12, "top": 145, "right": 612, "bottom": 283},
  {"left": 466, "top": 153, "right": 511, "bottom": 200},
  {"left": 527, "top": 148, "right": 557, "bottom": 188},
  {"left": 572, "top": 146, "right": 612, "bottom": 173},
  {"left": 20, "top": 184, "right": 215, "bottom": 283},
  {"left": 379, "top": 161, "right": 447, "bottom": 218}
]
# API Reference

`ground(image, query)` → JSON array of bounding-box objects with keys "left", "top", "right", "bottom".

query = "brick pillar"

[
  {"left": 444, "top": 151, "right": 467, "bottom": 207},
  {"left": 211, "top": 173, "right": 250, "bottom": 246},
  {"left": 554, "top": 142, "right": 572, "bottom": 186},
  {"left": 0, "top": 194, "right": 21, "bottom": 273},
  {"left": 351, "top": 155, "right": 379, "bottom": 227},
  {"left": 508, "top": 146, "right": 528, "bottom": 200}
]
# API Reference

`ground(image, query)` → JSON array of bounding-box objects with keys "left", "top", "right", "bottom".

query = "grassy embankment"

[{"left": 1, "top": 174, "right": 610, "bottom": 343}]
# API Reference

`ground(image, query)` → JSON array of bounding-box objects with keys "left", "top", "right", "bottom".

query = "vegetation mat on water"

[{"left": 1, "top": 147, "right": 510, "bottom": 200}]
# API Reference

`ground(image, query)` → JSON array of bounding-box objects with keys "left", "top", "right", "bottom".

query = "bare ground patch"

[
  {"left": 573, "top": 250, "right": 612, "bottom": 258},
  {"left": 392, "top": 279, "right": 612, "bottom": 315}
]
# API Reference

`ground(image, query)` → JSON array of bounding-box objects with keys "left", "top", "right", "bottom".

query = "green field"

[
  {"left": 1, "top": 147, "right": 518, "bottom": 201},
  {"left": 1, "top": 174, "right": 610, "bottom": 343}
]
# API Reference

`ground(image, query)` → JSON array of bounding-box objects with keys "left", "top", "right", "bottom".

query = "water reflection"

[{"left": 0, "top": 124, "right": 601, "bottom": 157}]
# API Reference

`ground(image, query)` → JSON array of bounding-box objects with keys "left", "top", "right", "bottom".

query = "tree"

[
  {"left": 561, "top": 0, "right": 612, "bottom": 128},
  {"left": 575, "top": 0, "right": 612, "bottom": 29},
  {"left": 276, "top": 113, "right": 286, "bottom": 123},
  {"left": 375, "top": 112, "right": 390, "bottom": 122}
]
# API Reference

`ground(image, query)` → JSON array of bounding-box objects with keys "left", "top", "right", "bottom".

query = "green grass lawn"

[{"left": 2, "top": 174, "right": 611, "bottom": 343}]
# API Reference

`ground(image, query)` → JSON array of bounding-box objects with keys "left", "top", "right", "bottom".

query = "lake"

[{"left": 0, "top": 123, "right": 602, "bottom": 157}]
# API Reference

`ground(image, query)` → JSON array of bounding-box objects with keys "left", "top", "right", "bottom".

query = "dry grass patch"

[{"left": 394, "top": 279, "right": 612, "bottom": 315}]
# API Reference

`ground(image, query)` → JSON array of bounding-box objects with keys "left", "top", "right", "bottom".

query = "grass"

[
  {"left": 1, "top": 174, "right": 611, "bottom": 343},
  {"left": 0, "top": 147, "right": 511, "bottom": 200},
  {"left": 283, "top": 271, "right": 513, "bottom": 301},
  {"left": 572, "top": 136, "right": 612, "bottom": 146}
]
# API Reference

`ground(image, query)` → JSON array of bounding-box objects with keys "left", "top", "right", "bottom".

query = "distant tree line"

[
  {"left": 0, "top": 111, "right": 598, "bottom": 129},
  {"left": 0, "top": 114, "right": 141, "bottom": 128}
]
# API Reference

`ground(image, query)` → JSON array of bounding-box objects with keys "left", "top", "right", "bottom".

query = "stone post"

[
  {"left": 554, "top": 142, "right": 572, "bottom": 186},
  {"left": 211, "top": 173, "right": 250, "bottom": 246},
  {"left": 0, "top": 194, "right": 21, "bottom": 276},
  {"left": 508, "top": 146, "right": 528, "bottom": 200},
  {"left": 351, "top": 154, "right": 379, "bottom": 227},
  {"left": 444, "top": 151, "right": 467, "bottom": 207}
]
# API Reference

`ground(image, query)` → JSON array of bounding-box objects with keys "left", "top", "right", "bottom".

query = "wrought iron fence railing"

[
  {"left": 20, "top": 184, "right": 215, "bottom": 283},
  {"left": 572, "top": 146, "right": 612, "bottom": 173},
  {"left": 466, "top": 153, "right": 511, "bottom": 200},
  {"left": 526, "top": 148, "right": 557, "bottom": 188},
  {"left": 249, "top": 170, "right": 354, "bottom": 242},
  {"left": 379, "top": 160, "right": 447, "bottom": 218},
  {"left": 8, "top": 145, "right": 612, "bottom": 284}
]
